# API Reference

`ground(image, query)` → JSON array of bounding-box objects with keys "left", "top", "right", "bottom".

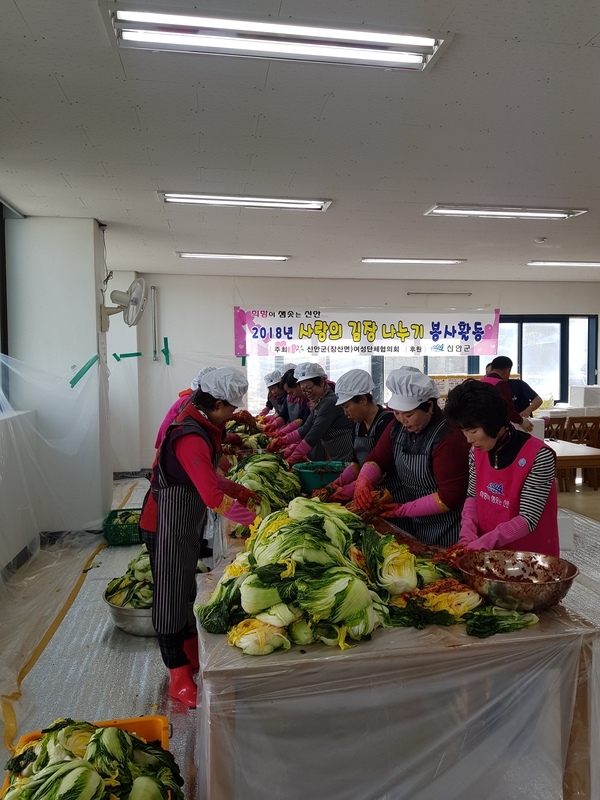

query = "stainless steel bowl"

[
  {"left": 457, "top": 550, "right": 578, "bottom": 612},
  {"left": 103, "top": 591, "right": 157, "bottom": 637}
]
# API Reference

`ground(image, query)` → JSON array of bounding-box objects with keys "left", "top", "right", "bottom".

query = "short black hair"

[
  {"left": 281, "top": 369, "right": 297, "bottom": 390},
  {"left": 345, "top": 393, "right": 374, "bottom": 404},
  {"left": 491, "top": 355, "right": 513, "bottom": 371},
  {"left": 444, "top": 379, "right": 508, "bottom": 438},
  {"left": 191, "top": 389, "right": 233, "bottom": 411}
]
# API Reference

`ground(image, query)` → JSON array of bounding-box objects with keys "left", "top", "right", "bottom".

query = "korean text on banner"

[{"left": 234, "top": 307, "right": 500, "bottom": 358}]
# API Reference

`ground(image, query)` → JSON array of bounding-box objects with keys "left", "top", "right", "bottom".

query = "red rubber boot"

[
  {"left": 182, "top": 636, "right": 199, "bottom": 670},
  {"left": 168, "top": 666, "right": 197, "bottom": 708}
]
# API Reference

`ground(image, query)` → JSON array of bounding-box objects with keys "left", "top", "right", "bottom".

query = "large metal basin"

[
  {"left": 457, "top": 550, "right": 578, "bottom": 612},
  {"left": 103, "top": 591, "right": 157, "bottom": 637}
]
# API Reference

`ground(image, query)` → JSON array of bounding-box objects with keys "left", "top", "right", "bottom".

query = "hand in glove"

[
  {"left": 222, "top": 432, "right": 244, "bottom": 446},
  {"left": 267, "top": 437, "right": 285, "bottom": 453},
  {"left": 329, "top": 482, "right": 356, "bottom": 503},
  {"left": 457, "top": 497, "right": 480, "bottom": 545},
  {"left": 464, "top": 515, "right": 530, "bottom": 551},
  {"left": 380, "top": 493, "right": 446, "bottom": 519},
  {"left": 264, "top": 417, "right": 285, "bottom": 434},
  {"left": 223, "top": 501, "right": 259, "bottom": 526},
  {"left": 353, "top": 462, "right": 383, "bottom": 510},
  {"left": 285, "top": 439, "right": 311, "bottom": 465}
]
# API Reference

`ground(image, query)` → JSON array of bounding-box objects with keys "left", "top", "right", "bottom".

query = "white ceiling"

[{"left": 2, "top": 0, "right": 600, "bottom": 282}]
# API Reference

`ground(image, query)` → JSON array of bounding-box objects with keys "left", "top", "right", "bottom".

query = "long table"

[
  {"left": 195, "top": 573, "right": 600, "bottom": 800},
  {"left": 545, "top": 439, "right": 600, "bottom": 491}
]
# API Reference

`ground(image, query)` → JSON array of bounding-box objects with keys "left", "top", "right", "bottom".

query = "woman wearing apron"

[
  {"left": 142, "top": 367, "right": 259, "bottom": 709},
  {"left": 154, "top": 365, "right": 216, "bottom": 448},
  {"left": 277, "top": 362, "right": 354, "bottom": 465},
  {"left": 443, "top": 379, "right": 559, "bottom": 556},
  {"left": 263, "top": 366, "right": 310, "bottom": 433},
  {"left": 320, "top": 369, "right": 394, "bottom": 502},
  {"left": 353, "top": 368, "right": 470, "bottom": 547}
]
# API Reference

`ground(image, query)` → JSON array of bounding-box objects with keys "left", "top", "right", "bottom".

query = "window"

[{"left": 479, "top": 315, "right": 597, "bottom": 404}]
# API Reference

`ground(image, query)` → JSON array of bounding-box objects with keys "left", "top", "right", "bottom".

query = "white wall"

[
  {"left": 6, "top": 217, "right": 113, "bottom": 531},
  {"left": 112, "top": 273, "right": 600, "bottom": 469}
]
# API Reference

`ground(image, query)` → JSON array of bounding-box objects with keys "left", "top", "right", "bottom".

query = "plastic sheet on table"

[{"left": 194, "top": 569, "right": 599, "bottom": 800}]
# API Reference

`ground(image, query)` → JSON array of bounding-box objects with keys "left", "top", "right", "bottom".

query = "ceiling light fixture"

[
  {"left": 425, "top": 204, "right": 587, "bottom": 220},
  {"left": 362, "top": 258, "right": 465, "bottom": 265},
  {"left": 161, "top": 192, "right": 331, "bottom": 211},
  {"left": 527, "top": 260, "right": 600, "bottom": 267},
  {"left": 110, "top": 9, "right": 449, "bottom": 71},
  {"left": 406, "top": 292, "right": 472, "bottom": 296},
  {"left": 178, "top": 252, "right": 288, "bottom": 261}
]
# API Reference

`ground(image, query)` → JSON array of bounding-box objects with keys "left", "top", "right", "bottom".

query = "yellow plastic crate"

[{"left": 2, "top": 715, "right": 170, "bottom": 796}]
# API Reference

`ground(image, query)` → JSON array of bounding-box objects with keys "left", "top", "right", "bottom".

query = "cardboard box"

[{"left": 569, "top": 386, "right": 600, "bottom": 407}]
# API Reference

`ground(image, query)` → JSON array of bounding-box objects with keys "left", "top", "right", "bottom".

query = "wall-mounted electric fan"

[{"left": 100, "top": 277, "right": 148, "bottom": 332}]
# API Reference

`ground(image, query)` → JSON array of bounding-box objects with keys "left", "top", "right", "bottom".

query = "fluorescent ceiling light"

[
  {"left": 111, "top": 9, "right": 447, "bottom": 70},
  {"left": 425, "top": 204, "right": 587, "bottom": 220},
  {"left": 362, "top": 258, "right": 465, "bottom": 265},
  {"left": 527, "top": 260, "right": 600, "bottom": 267},
  {"left": 178, "top": 252, "right": 288, "bottom": 261},
  {"left": 161, "top": 192, "right": 330, "bottom": 211},
  {"left": 407, "top": 292, "right": 472, "bottom": 296}
]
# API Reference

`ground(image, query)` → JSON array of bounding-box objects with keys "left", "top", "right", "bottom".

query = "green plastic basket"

[
  {"left": 292, "top": 461, "right": 347, "bottom": 493},
  {"left": 103, "top": 508, "right": 142, "bottom": 546}
]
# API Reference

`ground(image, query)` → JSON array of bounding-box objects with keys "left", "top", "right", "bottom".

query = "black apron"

[
  {"left": 388, "top": 418, "right": 461, "bottom": 547},
  {"left": 353, "top": 407, "right": 393, "bottom": 466}
]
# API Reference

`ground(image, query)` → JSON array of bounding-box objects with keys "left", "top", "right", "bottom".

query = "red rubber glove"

[
  {"left": 353, "top": 462, "right": 383, "bottom": 510},
  {"left": 264, "top": 417, "right": 285, "bottom": 434}
]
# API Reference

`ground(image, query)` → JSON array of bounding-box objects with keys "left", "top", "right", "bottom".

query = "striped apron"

[
  {"left": 389, "top": 419, "right": 462, "bottom": 547},
  {"left": 152, "top": 423, "right": 217, "bottom": 636}
]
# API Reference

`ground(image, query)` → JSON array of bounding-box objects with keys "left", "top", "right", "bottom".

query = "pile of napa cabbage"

[
  {"left": 195, "top": 497, "right": 539, "bottom": 655},
  {"left": 226, "top": 453, "right": 302, "bottom": 533},
  {"left": 3, "top": 719, "right": 184, "bottom": 799}
]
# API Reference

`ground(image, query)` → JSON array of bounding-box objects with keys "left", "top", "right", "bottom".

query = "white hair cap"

[
  {"left": 335, "top": 369, "right": 375, "bottom": 405},
  {"left": 386, "top": 368, "right": 439, "bottom": 412},
  {"left": 281, "top": 363, "right": 297, "bottom": 373},
  {"left": 201, "top": 367, "right": 248, "bottom": 407},
  {"left": 294, "top": 362, "right": 327, "bottom": 381},
  {"left": 264, "top": 370, "right": 282, "bottom": 388},
  {"left": 190, "top": 365, "right": 216, "bottom": 391}
]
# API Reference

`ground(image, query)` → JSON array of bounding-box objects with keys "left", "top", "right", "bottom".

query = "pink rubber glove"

[
  {"left": 282, "top": 428, "right": 302, "bottom": 446},
  {"left": 285, "top": 438, "right": 312, "bottom": 465},
  {"left": 333, "top": 463, "right": 360, "bottom": 487},
  {"left": 279, "top": 419, "right": 302, "bottom": 435},
  {"left": 259, "top": 407, "right": 271, "bottom": 418},
  {"left": 329, "top": 482, "right": 356, "bottom": 503},
  {"left": 223, "top": 501, "right": 259, "bottom": 526},
  {"left": 465, "top": 515, "right": 530, "bottom": 551},
  {"left": 380, "top": 493, "right": 445, "bottom": 518},
  {"left": 354, "top": 462, "right": 383, "bottom": 510},
  {"left": 458, "top": 497, "right": 480, "bottom": 545}
]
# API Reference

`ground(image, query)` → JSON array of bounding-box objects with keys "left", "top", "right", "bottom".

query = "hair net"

[
  {"left": 201, "top": 367, "right": 248, "bottom": 407},
  {"left": 386, "top": 368, "right": 439, "bottom": 412},
  {"left": 294, "top": 362, "right": 327, "bottom": 380},
  {"left": 190, "top": 365, "right": 216, "bottom": 391},
  {"left": 264, "top": 370, "right": 282, "bottom": 387},
  {"left": 335, "top": 369, "right": 375, "bottom": 405}
]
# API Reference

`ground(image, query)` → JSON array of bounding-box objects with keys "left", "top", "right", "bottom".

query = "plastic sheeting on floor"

[{"left": 12, "top": 544, "right": 199, "bottom": 798}]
